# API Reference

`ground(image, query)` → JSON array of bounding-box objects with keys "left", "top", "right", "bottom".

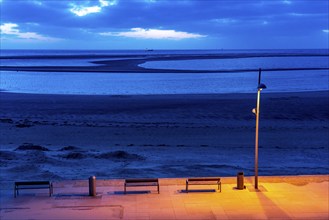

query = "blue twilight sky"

[{"left": 0, "top": 0, "right": 328, "bottom": 50}]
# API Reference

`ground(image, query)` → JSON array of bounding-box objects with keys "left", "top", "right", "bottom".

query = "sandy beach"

[
  {"left": 1, "top": 51, "right": 328, "bottom": 181},
  {"left": 1, "top": 91, "right": 328, "bottom": 181}
]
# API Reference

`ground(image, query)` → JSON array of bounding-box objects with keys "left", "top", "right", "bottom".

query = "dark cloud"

[{"left": 1, "top": 0, "right": 328, "bottom": 49}]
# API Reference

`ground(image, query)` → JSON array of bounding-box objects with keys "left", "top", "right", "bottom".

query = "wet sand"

[{"left": 0, "top": 91, "right": 328, "bottom": 180}]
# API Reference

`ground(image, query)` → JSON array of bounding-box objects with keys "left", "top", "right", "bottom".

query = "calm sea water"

[{"left": 0, "top": 49, "right": 328, "bottom": 95}]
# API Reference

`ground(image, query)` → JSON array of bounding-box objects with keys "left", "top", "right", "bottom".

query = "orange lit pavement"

[{"left": 1, "top": 175, "right": 328, "bottom": 220}]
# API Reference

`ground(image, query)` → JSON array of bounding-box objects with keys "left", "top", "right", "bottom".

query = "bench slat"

[
  {"left": 16, "top": 186, "right": 51, "bottom": 189},
  {"left": 125, "top": 183, "right": 158, "bottom": 187},
  {"left": 125, "top": 178, "right": 158, "bottom": 183},
  {"left": 187, "top": 178, "right": 220, "bottom": 182},
  {"left": 188, "top": 182, "right": 219, "bottom": 185},
  {"left": 15, "top": 181, "right": 50, "bottom": 186}
]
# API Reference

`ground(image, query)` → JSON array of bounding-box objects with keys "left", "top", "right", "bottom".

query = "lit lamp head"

[{"left": 257, "top": 83, "right": 267, "bottom": 91}]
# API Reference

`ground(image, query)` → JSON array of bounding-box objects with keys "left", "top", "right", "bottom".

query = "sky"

[{"left": 0, "top": 0, "right": 328, "bottom": 50}]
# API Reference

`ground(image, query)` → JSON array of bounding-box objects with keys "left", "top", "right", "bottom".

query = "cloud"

[
  {"left": 282, "top": 0, "right": 292, "bottom": 5},
  {"left": 99, "top": 0, "right": 110, "bottom": 7},
  {"left": 100, "top": 28, "right": 206, "bottom": 40},
  {"left": 32, "top": 1, "right": 43, "bottom": 6},
  {"left": 212, "top": 18, "right": 237, "bottom": 24},
  {"left": 323, "top": 29, "right": 329, "bottom": 33},
  {"left": 70, "top": 5, "right": 102, "bottom": 16},
  {"left": 262, "top": 21, "right": 269, "bottom": 25},
  {"left": 1, "top": 0, "right": 328, "bottom": 49},
  {"left": 0, "top": 23, "right": 58, "bottom": 41},
  {"left": 70, "top": 0, "right": 116, "bottom": 17},
  {"left": 288, "top": 13, "right": 326, "bottom": 17}
]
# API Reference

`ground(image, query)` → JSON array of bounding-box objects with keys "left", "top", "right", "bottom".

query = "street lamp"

[{"left": 253, "top": 68, "right": 266, "bottom": 190}]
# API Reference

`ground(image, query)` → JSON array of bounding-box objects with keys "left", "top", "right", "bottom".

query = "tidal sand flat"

[
  {"left": 1, "top": 51, "right": 328, "bottom": 73},
  {"left": 1, "top": 91, "right": 328, "bottom": 181}
]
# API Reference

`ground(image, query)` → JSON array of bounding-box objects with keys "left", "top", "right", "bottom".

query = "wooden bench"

[
  {"left": 124, "top": 178, "right": 159, "bottom": 194},
  {"left": 14, "top": 181, "right": 53, "bottom": 198},
  {"left": 186, "top": 177, "right": 221, "bottom": 193}
]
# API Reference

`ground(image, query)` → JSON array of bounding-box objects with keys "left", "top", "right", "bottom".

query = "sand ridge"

[{"left": 1, "top": 53, "right": 328, "bottom": 73}]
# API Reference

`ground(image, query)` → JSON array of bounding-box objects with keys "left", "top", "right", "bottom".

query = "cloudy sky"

[{"left": 0, "top": 0, "right": 328, "bottom": 49}]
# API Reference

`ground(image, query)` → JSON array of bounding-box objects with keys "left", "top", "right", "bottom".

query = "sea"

[{"left": 1, "top": 49, "right": 328, "bottom": 95}]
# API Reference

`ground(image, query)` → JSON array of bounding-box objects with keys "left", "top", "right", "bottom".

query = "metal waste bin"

[
  {"left": 237, "top": 172, "right": 244, "bottom": 190},
  {"left": 89, "top": 176, "right": 96, "bottom": 196}
]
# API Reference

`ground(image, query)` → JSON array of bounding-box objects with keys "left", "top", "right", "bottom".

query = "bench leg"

[
  {"left": 157, "top": 184, "right": 160, "bottom": 194},
  {"left": 124, "top": 184, "right": 126, "bottom": 194},
  {"left": 49, "top": 184, "right": 53, "bottom": 197},
  {"left": 186, "top": 183, "right": 188, "bottom": 193}
]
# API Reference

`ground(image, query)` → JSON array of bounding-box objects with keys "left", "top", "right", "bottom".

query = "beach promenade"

[{"left": 0, "top": 175, "right": 328, "bottom": 220}]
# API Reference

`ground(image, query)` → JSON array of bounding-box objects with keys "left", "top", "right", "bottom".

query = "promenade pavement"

[{"left": 0, "top": 175, "right": 328, "bottom": 220}]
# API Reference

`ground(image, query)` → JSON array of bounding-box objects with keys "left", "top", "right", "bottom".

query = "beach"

[
  {"left": 1, "top": 50, "right": 329, "bottom": 181},
  {"left": 1, "top": 91, "right": 328, "bottom": 181}
]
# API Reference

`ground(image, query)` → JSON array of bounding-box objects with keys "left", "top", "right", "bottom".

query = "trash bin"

[
  {"left": 89, "top": 176, "right": 96, "bottom": 196},
  {"left": 237, "top": 172, "right": 244, "bottom": 190}
]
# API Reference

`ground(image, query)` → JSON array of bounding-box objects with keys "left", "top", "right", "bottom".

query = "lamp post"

[{"left": 253, "top": 68, "right": 266, "bottom": 189}]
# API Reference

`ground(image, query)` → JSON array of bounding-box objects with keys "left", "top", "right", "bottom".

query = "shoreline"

[
  {"left": 1, "top": 89, "right": 329, "bottom": 97},
  {"left": 2, "top": 89, "right": 329, "bottom": 96}
]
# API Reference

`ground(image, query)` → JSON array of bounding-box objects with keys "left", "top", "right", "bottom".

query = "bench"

[
  {"left": 14, "top": 181, "right": 53, "bottom": 198},
  {"left": 124, "top": 178, "right": 159, "bottom": 194},
  {"left": 186, "top": 177, "right": 221, "bottom": 193}
]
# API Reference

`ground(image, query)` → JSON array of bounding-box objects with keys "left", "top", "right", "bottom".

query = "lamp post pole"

[
  {"left": 255, "top": 86, "right": 261, "bottom": 189},
  {"left": 254, "top": 68, "right": 266, "bottom": 190}
]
